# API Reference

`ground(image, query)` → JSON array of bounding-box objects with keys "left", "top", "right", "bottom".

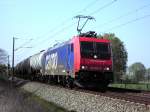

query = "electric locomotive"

[
  {"left": 15, "top": 31, "right": 113, "bottom": 89},
  {"left": 44, "top": 31, "right": 113, "bottom": 88}
]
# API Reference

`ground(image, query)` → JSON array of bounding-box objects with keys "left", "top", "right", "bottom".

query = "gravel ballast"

[{"left": 22, "top": 82, "right": 150, "bottom": 112}]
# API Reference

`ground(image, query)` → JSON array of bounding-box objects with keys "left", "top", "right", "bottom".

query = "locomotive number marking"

[{"left": 46, "top": 52, "right": 58, "bottom": 70}]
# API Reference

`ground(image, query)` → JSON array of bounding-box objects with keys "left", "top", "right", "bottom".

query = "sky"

[{"left": 0, "top": 0, "right": 150, "bottom": 68}]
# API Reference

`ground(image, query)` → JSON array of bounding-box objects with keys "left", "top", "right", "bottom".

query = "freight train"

[{"left": 15, "top": 31, "right": 113, "bottom": 89}]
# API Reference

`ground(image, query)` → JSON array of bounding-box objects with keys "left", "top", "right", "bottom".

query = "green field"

[{"left": 109, "top": 83, "right": 150, "bottom": 91}]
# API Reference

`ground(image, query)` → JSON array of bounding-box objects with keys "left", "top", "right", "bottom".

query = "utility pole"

[
  {"left": 12, "top": 37, "right": 15, "bottom": 80},
  {"left": 11, "top": 37, "right": 32, "bottom": 81},
  {"left": 7, "top": 55, "right": 10, "bottom": 76},
  {"left": 12, "top": 37, "right": 18, "bottom": 80}
]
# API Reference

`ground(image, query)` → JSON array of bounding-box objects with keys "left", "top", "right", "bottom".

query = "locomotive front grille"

[{"left": 76, "top": 70, "right": 113, "bottom": 83}]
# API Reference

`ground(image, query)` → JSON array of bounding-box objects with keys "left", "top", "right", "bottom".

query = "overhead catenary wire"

[
  {"left": 89, "top": 0, "right": 117, "bottom": 15},
  {"left": 15, "top": 0, "right": 105, "bottom": 61},
  {"left": 16, "top": 0, "right": 119, "bottom": 62},
  {"left": 15, "top": 38, "right": 33, "bottom": 51},
  {"left": 23, "top": 2, "right": 150, "bottom": 54},
  {"left": 42, "top": 0, "right": 118, "bottom": 43},
  {"left": 29, "top": 0, "right": 116, "bottom": 48},
  {"left": 94, "top": 3, "right": 150, "bottom": 28},
  {"left": 33, "top": 23, "right": 74, "bottom": 48},
  {"left": 77, "top": 0, "right": 100, "bottom": 13},
  {"left": 14, "top": 0, "right": 118, "bottom": 52},
  {"left": 19, "top": 23, "right": 74, "bottom": 60},
  {"left": 102, "top": 14, "right": 150, "bottom": 32},
  {"left": 29, "top": 0, "right": 101, "bottom": 44},
  {"left": 71, "top": 0, "right": 118, "bottom": 35}
]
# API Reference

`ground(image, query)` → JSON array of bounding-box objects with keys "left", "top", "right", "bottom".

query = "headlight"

[
  {"left": 81, "top": 66, "right": 85, "bottom": 69},
  {"left": 104, "top": 67, "right": 110, "bottom": 71},
  {"left": 106, "top": 67, "right": 110, "bottom": 70}
]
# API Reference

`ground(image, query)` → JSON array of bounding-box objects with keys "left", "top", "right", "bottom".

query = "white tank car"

[{"left": 30, "top": 50, "right": 45, "bottom": 75}]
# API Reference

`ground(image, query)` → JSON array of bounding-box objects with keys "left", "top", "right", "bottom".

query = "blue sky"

[{"left": 0, "top": 0, "right": 150, "bottom": 68}]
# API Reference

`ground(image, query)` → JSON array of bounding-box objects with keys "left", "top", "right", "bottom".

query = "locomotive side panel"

[{"left": 45, "top": 43, "right": 74, "bottom": 77}]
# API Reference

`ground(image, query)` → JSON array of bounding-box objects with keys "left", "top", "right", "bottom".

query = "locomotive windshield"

[{"left": 80, "top": 41, "right": 111, "bottom": 59}]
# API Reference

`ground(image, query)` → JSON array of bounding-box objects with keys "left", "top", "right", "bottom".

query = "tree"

[
  {"left": 146, "top": 68, "right": 150, "bottom": 82},
  {"left": 128, "top": 62, "right": 146, "bottom": 82},
  {"left": 0, "top": 64, "right": 7, "bottom": 73},
  {"left": 97, "top": 33, "right": 128, "bottom": 82},
  {"left": 0, "top": 48, "right": 8, "bottom": 74},
  {"left": 0, "top": 48, "right": 8, "bottom": 65}
]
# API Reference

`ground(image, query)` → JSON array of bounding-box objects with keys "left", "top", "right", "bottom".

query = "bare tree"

[{"left": 0, "top": 48, "right": 8, "bottom": 65}]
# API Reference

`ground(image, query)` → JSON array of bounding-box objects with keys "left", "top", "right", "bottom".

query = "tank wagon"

[
  {"left": 15, "top": 31, "right": 113, "bottom": 89},
  {"left": 29, "top": 50, "right": 45, "bottom": 80},
  {"left": 15, "top": 50, "right": 45, "bottom": 80},
  {"left": 15, "top": 57, "right": 30, "bottom": 79}
]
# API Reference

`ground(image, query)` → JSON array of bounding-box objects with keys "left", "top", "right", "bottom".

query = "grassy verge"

[
  {"left": 20, "top": 89, "right": 71, "bottom": 112},
  {"left": 0, "top": 75, "right": 71, "bottom": 112},
  {"left": 109, "top": 83, "right": 150, "bottom": 91},
  {"left": 0, "top": 73, "right": 9, "bottom": 80}
]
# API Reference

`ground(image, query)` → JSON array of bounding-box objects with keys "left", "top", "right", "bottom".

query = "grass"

[
  {"left": 0, "top": 73, "right": 9, "bottom": 80},
  {"left": 109, "top": 83, "right": 150, "bottom": 91}
]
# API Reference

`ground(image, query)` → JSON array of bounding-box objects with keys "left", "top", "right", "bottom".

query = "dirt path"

[
  {"left": 0, "top": 80, "right": 45, "bottom": 112},
  {"left": 0, "top": 80, "right": 68, "bottom": 112}
]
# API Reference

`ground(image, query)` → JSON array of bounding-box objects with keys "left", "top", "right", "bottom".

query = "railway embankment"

[
  {"left": 0, "top": 77, "right": 69, "bottom": 112},
  {"left": 22, "top": 81, "right": 150, "bottom": 112}
]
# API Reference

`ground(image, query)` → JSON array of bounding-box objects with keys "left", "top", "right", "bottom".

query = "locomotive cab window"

[
  {"left": 96, "top": 43, "right": 109, "bottom": 53},
  {"left": 80, "top": 41, "right": 111, "bottom": 59},
  {"left": 96, "top": 43, "right": 111, "bottom": 59},
  {"left": 80, "top": 42, "right": 94, "bottom": 52},
  {"left": 80, "top": 42, "right": 94, "bottom": 58}
]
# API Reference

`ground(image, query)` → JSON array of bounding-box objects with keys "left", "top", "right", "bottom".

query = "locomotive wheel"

[
  {"left": 66, "top": 76, "right": 74, "bottom": 89},
  {"left": 61, "top": 76, "right": 67, "bottom": 87},
  {"left": 97, "top": 81, "right": 109, "bottom": 92},
  {"left": 30, "top": 75, "right": 34, "bottom": 81}
]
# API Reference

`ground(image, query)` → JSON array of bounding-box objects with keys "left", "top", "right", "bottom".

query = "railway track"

[
  {"left": 101, "top": 91, "right": 150, "bottom": 105},
  {"left": 11, "top": 77, "right": 150, "bottom": 106},
  {"left": 72, "top": 87, "right": 150, "bottom": 106},
  {"left": 54, "top": 84, "right": 150, "bottom": 106}
]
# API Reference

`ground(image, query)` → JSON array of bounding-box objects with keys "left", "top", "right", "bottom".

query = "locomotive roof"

[
  {"left": 47, "top": 39, "right": 71, "bottom": 52},
  {"left": 78, "top": 36, "right": 110, "bottom": 43},
  {"left": 46, "top": 36, "right": 110, "bottom": 52},
  {"left": 31, "top": 50, "right": 45, "bottom": 56}
]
